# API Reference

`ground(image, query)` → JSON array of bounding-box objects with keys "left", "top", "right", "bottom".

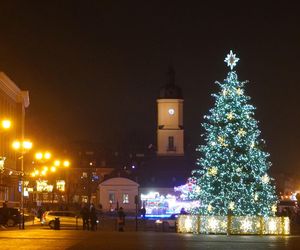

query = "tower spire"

[{"left": 167, "top": 65, "right": 175, "bottom": 85}]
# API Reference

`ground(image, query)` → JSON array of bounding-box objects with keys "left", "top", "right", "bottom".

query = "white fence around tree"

[{"left": 177, "top": 215, "right": 290, "bottom": 235}]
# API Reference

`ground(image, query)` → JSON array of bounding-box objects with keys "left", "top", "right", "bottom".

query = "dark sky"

[{"left": 0, "top": 1, "right": 299, "bottom": 174}]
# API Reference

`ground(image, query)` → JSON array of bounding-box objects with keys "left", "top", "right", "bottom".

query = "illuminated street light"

[
  {"left": 50, "top": 166, "right": 56, "bottom": 172},
  {"left": 12, "top": 139, "right": 33, "bottom": 230},
  {"left": 35, "top": 152, "right": 43, "bottom": 160},
  {"left": 35, "top": 151, "right": 51, "bottom": 161},
  {"left": 63, "top": 160, "right": 70, "bottom": 168},
  {"left": 54, "top": 160, "right": 61, "bottom": 167},
  {"left": 1, "top": 119, "right": 11, "bottom": 130}
]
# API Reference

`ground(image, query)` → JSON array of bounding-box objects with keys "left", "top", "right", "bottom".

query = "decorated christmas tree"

[{"left": 190, "top": 51, "right": 277, "bottom": 216}]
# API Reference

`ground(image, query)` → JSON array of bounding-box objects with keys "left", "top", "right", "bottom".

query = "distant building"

[
  {"left": 0, "top": 72, "right": 29, "bottom": 205},
  {"left": 138, "top": 67, "right": 193, "bottom": 188},
  {"left": 98, "top": 177, "right": 139, "bottom": 213}
]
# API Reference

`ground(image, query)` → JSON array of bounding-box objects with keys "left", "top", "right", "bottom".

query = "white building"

[{"left": 98, "top": 177, "right": 139, "bottom": 213}]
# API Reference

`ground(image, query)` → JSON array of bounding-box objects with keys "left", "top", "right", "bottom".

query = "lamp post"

[{"left": 12, "top": 140, "right": 33, "bottom": 229}]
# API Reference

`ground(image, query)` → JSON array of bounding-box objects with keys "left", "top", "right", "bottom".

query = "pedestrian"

[
  {"left": 141, "top": 207, "right": 146, "bottom": 219},
  {"left": 117, "top": 207, "right": 126, "bottom": 232},
  {"left": 90, "top": 204, "right": 97, "bottom": 231},
  {"left": 80, "top": 204, "right": 90, "bottom": 230},
  {"left": 0, "top": 202, "right": 9, "bottom": 228}
]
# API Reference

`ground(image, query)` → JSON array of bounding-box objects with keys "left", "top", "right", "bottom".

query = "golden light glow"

[
  {"left": 34, "top": 170, "right": 39, "bottom": 175},
  {"left": 272, "top": 204, "right": 277, "bottom": 213},
  {"left": 44, "top": 152, "right": 51, "bottom": 159},
  {"left": 43, "top": 166, "right": 49, "bottom": 172},
  {"left": 31, "top": 172, "right": 36, "bottom": 177},
  {"left": 35, "top": 152, "right": 43, "bottom": 160},
  {"left": 2, "top": 119, "right": 11, "bottom": 129},
  {"left": 177, "top": 215, "right": 290, "bottom": 235},
  {"left": 208, "top": 166, "right": 218, "bottom": 176},
  {"left": 207, "top": 217, "right": 219, "bottom": 231},
  {"left": 63, "top": 160, "right": 70, "bottom": 167},
  {"left": 229, "top": 201, "right": 235, "bottom": 210},
  {"left": 50, "top": 166, "right": 56, "bottom": 172},
  {"left": 226, "top": 112, "right": 234, "bottom": 120},
  {"left": 54, "top": 160, "right": 61, "bottom": 167},
  {"left": 22, "top": 141, "right": 32, "bottom": 150},
  {"left": 238, "top": 128, "right": 246, "bottom": 137},
  {"left": 41, "top": 170, "right": 47, "bottom": 176},
  {"left": 236, "top": 88, "right": 243, "bottom": 95},
  {"left": 207, "top": 204, "right": 213, "bottom": 212},
  {"left": 12, "top": 141, "right": 21, "bottom": 150},
  {"left": 261, "top": 174, "right": 270, "bottom": 184},
  {"left": 240, "top": 218, "right": 252, "bottom": 232}
]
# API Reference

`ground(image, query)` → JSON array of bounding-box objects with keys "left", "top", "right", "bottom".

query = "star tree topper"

[{"left": 224, "top": 50, "right": 240, "bottom": 70}]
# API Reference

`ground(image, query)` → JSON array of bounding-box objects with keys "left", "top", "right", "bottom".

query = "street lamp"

[{"left": 12, "top": 139, "right": 33, "bottom": 230}]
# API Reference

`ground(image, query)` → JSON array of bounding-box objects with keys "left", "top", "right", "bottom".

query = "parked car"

[
  {"left": 277, "top": 200, "right": 299, "bottom": 215},
  {"left": 155, "top": 214, "right": 179, "bottom": 229},
  {"left": 41, "top": 211, "right": 82, "bottom": 229},
  {"left": 0, "top": 207, "right": 20, "bottom": 227}
]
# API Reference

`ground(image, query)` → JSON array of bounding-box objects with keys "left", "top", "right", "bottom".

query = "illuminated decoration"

[
  {"left": 0, "top": 157, "right": 6, "bottom": 171},
  {"left": 36, "top": 180, "right": 53, "bottom": 192},
  {"left": 226, "top": 112, "right": 234, "bottom": 120},
  {"left": 222, "top": 89, "right": 228, "bottom": 96},
  {"left": 208, "top": 167, "right": 218, "bottom": 176},
  {"left": 272, "top": 204, "right": 277, "bottom": 213},
  {"left": 224, "top": 50, "right": 240, "bottom": 70},
  {"left": 141, "top": 187, "right": 200, "bottom": 217},
  {"left": 56, "top": 180, "right": 65, "bottom": 192},
  {"left": 228, "top": 201, "right": 235, "bottom": 210},
  {"left": 236, "top": 88, "right": 243, "bottom": 95},
  {"left": 238, "top": 128, "right": 246, "bottom": 137},
  {"left": 207, "top": 204, "right": 213, "bottom": 212},
  {"left": 261, "top": 174, "right": 270, "bottom": 184},
  {"left": 217, "top": 136, "right": 228, "bottom": 147},
  {"left": 168, "top": 108, "right": 175, "bottom": 115},
  {"left": 177, "top": 215, "right": 290, "bottom": 235},
  {"left": 189, "top": 51, "right": 278, "bottom": 218}
]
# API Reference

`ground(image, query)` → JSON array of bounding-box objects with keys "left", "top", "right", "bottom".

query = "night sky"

[{"left": 0, "top": 2, "right": 299, "bottom": 175}]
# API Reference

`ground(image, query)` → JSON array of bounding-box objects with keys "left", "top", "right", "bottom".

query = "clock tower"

[{"left": 157, "top": 67, "right": 184, "bottom": 156}]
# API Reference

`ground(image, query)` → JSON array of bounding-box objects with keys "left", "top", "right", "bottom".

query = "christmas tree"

[{"left": 190, "top": 51, "right": 277, "bottom": 216}]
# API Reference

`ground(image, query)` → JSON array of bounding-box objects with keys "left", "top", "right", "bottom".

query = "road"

[{"left": 1, "top": 227, "right": 300, "bottom": 250}]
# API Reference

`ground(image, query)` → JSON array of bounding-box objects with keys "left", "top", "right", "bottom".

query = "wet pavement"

[{"left": 1, "top": 227, "right": 300, "bottom": 250}]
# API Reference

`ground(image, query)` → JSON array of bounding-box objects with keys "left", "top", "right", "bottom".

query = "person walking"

[
  {"left": 80, "top": 204, "right": 90, "bottom": 230},
  {"left": 90, "top": 204, "right": 97, "bottom": 231},
  {"left": 117, "top": 207, "right": 126, "bottom": 232}
]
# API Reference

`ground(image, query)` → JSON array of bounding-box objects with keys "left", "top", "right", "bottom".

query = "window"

[
  {"left": 123, "top": 194, "right": 129, "bottom": 204},
  {"left": 109, "top": 193, "right": 115, "bottom": 203},
  {"left": 168, "top": 136, "right": 175, "bottom": 151},
  {"left": 82, "top": 172, "right": 87, "bottom": 178}
]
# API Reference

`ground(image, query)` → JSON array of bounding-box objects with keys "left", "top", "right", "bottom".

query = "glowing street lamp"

[
  {"left": 1, "top": 119, "right": 11, "bottom": 130},
  {"left": 11, "top": 139, "right": 33, "bottom": 230},
  {"left": 63, "top": 160, "right": 70, "bottom": 168}
]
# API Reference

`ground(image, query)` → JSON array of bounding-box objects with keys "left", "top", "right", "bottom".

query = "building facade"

[
  {"left": 98, "top": 177, "right": 139, "bottom": 213},
  {"left": 157, "top": 67, "right": 184, "bottom": 156},
  {"left": 0, "top": 72, "right": 29, "bottom": 205}
]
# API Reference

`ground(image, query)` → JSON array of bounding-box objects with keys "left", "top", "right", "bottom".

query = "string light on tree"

[{"left": 189, "top": 50, "right": 277, "bottom": 217}]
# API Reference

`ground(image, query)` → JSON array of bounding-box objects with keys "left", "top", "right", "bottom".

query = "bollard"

[{"left": 54, "top": 217, "right": 60, "bottom": 230}]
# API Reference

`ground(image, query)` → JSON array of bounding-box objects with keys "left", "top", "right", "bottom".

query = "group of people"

[{"left": 80, "top": 203, "right": 98, "bottom": 231}]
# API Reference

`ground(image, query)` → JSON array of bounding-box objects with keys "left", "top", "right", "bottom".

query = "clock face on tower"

[{"left": 168, "top": 108, "right": 175, "bottom": 115}]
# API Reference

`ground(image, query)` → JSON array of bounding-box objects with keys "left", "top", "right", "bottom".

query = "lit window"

[
  {"left": 82, "top": 172, "right": 87, "bottom": 178},
  {"left": 109, "top": 193, "right": 115, "bottom": 203},
  {"left": 123, "top": 194, "right": 129, "bottom": 204}
]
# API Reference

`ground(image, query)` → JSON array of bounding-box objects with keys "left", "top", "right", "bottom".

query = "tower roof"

[{"left": 158, "top": 67, "right": 183, "bottom": 99}]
